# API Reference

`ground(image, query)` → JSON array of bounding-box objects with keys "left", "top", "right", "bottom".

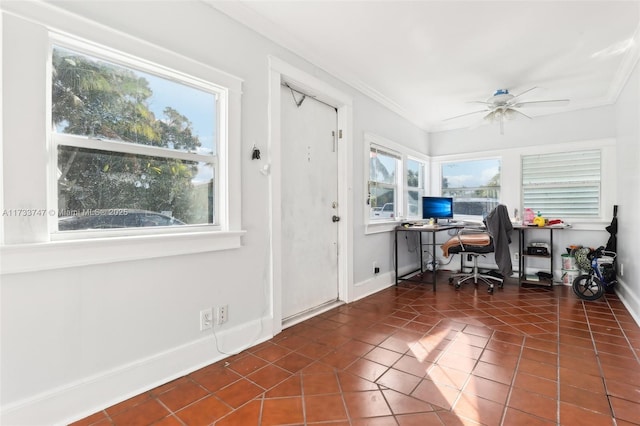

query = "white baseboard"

[
  {"left": 352, "top": 264, "right": 429, "bottom": 302},
  {"left": 282, "top": 300, "right": 345, "bottom": 329},
  {"left": 1, "top": 316, "right": 273, "bottom": 426},
  {"left": 615, "top": 278, "right": 640, "bottom": 327},
  {"left": 353, "top": 270, "right": 392, "bottom": 300}
]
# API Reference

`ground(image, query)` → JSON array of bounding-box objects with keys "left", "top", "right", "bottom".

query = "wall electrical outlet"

[
  {"left": 373, "top": 261, "right": 380, "bottom": 274},
  {"left": 199, "top": 308, "right": 213, "bottom": 331},
  {"left": 216, "top": 305, "right": 228, "bottom": 325}
]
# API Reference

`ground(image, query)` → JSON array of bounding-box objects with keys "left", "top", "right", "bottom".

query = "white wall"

[
  {"left": 614, "top": 58, "right": 640, "bottom": 322},
  {"left": 0, "top": 1, "right": 427, "bottom": 424},
  {"left": 351, "top": 101, "right": 429, "bottom": 291}
]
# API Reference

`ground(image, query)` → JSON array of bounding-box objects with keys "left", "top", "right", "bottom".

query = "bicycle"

[{"left": 572, "top": 246, "right": 617, "bottom": 301}]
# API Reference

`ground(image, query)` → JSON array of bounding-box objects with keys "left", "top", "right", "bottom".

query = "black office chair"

[{"left": 441, "top": 204, "right": 513, "bottom": 294}]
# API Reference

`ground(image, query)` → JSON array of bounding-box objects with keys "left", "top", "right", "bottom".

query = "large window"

[
  {"left": 522, "top": 150, "right": 601, "bottom": 218},
  {"left": 368, "top": 145, "right": 401, "bottom": 220},
  {"left": 51, "top": 43, "right": 220, "bottom": 233},
  {"left": 406, "top": 157, "right": 426, "bottom": 218},
  {"left": 441, "top": 158, "right": 501, "bottom": 218},
  {"left": 365, "top": 133, "right": 428, "bottom": 226}
]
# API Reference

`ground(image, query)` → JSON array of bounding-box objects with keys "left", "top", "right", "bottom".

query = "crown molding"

[
  {"left": 203, "top": 0, "right": 422, "bottom": 128},
  {"left": 204, "top": 1, "right": 638, "bottom": 134}
]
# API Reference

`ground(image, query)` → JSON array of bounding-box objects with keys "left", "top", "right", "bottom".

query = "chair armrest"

[
  {"left": 441, "top": 229, "right": 491, "bottom": 257},
  {"left": 455, "top": 231, "right": 491, "bottom": 248},
  {"left": 456, "top": 226, "right": 487, "bottom": 235}
]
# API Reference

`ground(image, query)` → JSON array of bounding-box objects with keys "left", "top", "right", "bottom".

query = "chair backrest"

[
  {"left": 485, "top": 204, "right": 512, "bottom": 238},
  {"left": 484, "top": 204, "right": 514, "bottom": 277}
]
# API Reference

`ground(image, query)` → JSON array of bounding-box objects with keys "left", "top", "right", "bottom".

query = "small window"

[
  {"left": 522, "top": 150, "right": 601, "bottom": 218},
  {"left": 406, "top": 158, "right": 425, "bottom": 219},
  {"left": 441, "top": 158, "right": 501, "bottom": 218},
  {"left": 368, "top": 146, "right": 401, "bottom": 220},
  {"left": 51, "top": 44, "right": 219, "bottom": 233}
]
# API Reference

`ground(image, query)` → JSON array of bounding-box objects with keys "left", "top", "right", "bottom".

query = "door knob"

[{"left": 332, "top": 215, "right": 341, "bottom": 222}]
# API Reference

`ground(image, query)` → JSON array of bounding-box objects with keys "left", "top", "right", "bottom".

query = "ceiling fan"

[{"left": 445, "top": 87, "right": 570, "bottom": 134}]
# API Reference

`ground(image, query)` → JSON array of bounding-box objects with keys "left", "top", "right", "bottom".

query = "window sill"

[
  {"left": 365, "top": 220, "right": 399, "bottom": 235},
  {"left": 0, "top": 230, "right": 245, "bottom": 275}
]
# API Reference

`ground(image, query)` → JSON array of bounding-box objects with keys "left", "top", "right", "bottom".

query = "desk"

[{"left": 394, "top": 224, "right": 462, "bottom": 291}]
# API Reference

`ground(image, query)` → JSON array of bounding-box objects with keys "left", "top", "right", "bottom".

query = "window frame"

[
  {"left": 48, "top": 33, "right": 230, "bottom": 241},
  {"left": 406, "top": 156, "right": 427, "bottom": 219},
  {"left": 368, "top": 144, "right": 402, "bottom": 222},
  {"left": 364, "top": 132, "right": 429, "bottom": 234}
]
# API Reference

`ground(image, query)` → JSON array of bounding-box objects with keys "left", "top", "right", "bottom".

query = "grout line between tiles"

[
  {"left": 604, "top": 295, "right": 640, "bottom": 364},
  {"left": 556, "top": 287, "right": 562, "bottom": 425},
  {"left": 584, "top": 298, "right": 619, "bottom": 421},
  {"left": 499, "top": 329, "right": 526, "bottom": 426}
]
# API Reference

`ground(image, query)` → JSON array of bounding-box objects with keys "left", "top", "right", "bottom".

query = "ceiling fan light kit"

[{"left": 445, "top": 87, "right": 570, "bottom": 134}]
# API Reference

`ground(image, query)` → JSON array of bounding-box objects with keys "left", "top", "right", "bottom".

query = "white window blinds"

[{"left": 522, "top": 150, "right": 601, "bottom": 218}]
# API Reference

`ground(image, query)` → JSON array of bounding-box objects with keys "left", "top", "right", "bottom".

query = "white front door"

[{"left": 280, "top": 85, "right": 339, "bottom": 320}]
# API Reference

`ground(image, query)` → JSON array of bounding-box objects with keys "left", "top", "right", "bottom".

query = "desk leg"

[
  {"left": 431, "top": 231, "right": 437, "bottom": 291},
  {"left": 549, "top": 228, "right": 554, "bottom": 282},
  {"left": 519, "top": 228, "right": 524, "bottom": 284},
  {"left": 395, "top": 229, "right": 398, "bottom": 285},
  {"left": 418, "top": 231, "right": 423, "bottom": 277}
]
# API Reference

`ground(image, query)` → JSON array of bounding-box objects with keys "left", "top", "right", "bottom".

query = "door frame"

[{"left": 268, "top": 56, "right": 353, "bottom": 335}]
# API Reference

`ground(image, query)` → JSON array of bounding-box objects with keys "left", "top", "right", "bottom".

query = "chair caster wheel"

[
  {"left": 448, "top": 277, "right": 454, "bottom": 284},
  {"left": 488, "top": 286, "right": 494, "bottom": 294},
  {"left": 455, "top": 283, "right": 461, "bottom": 290}
]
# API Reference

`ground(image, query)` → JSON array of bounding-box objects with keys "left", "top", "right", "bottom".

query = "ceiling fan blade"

[
  {"left": 512, "top": 87, "right": 537, "bottom": 100},
  {"left": 450, "top": 87, "right": 567, "bottom": 134},
  {"left": 513, "top": 99, "right": 570, "bottom": 107},
  {"left": 443, "top": 109, "right": 488, "bottom": 121},
  {"left": 483, "top": 110, "right": 497, "bottom": 121},
  {"left": 507, "top": 108, "right": 532, "bottom": 120}
]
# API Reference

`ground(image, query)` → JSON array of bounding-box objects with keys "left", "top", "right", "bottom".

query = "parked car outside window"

[{"left": 373, "top": 203, "right": 394, "bottom": 219}]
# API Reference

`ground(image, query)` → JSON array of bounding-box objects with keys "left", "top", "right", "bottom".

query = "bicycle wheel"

[{"left": 572, "top": 274, "right": 604, "bottom": 301}]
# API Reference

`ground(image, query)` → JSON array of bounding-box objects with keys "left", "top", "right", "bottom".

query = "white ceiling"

[{"left": 208, "top": 0, "right": 640, "bottom": 132}]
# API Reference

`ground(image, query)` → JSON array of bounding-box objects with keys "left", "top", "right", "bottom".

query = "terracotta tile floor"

[{"left": 72, "top": 276, "right": 640, "bottom": 425}]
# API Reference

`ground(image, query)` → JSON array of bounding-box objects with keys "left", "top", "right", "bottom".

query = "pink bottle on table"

[{"left": 524, "top": 208, "right": 535, "bottom": 224}]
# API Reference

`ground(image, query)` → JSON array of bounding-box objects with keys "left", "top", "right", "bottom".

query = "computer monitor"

[{"left": 422, "top": 196, "right": 454, "bottom": 220}]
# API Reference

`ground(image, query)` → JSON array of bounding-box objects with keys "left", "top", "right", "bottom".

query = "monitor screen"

[{"left": 422, "top": 196, "right": 454, "bottom": 219}]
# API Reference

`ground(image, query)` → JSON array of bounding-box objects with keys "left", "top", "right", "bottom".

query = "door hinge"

[{"left": 338, "top": 129, "right": 343, "bottom": 139}]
